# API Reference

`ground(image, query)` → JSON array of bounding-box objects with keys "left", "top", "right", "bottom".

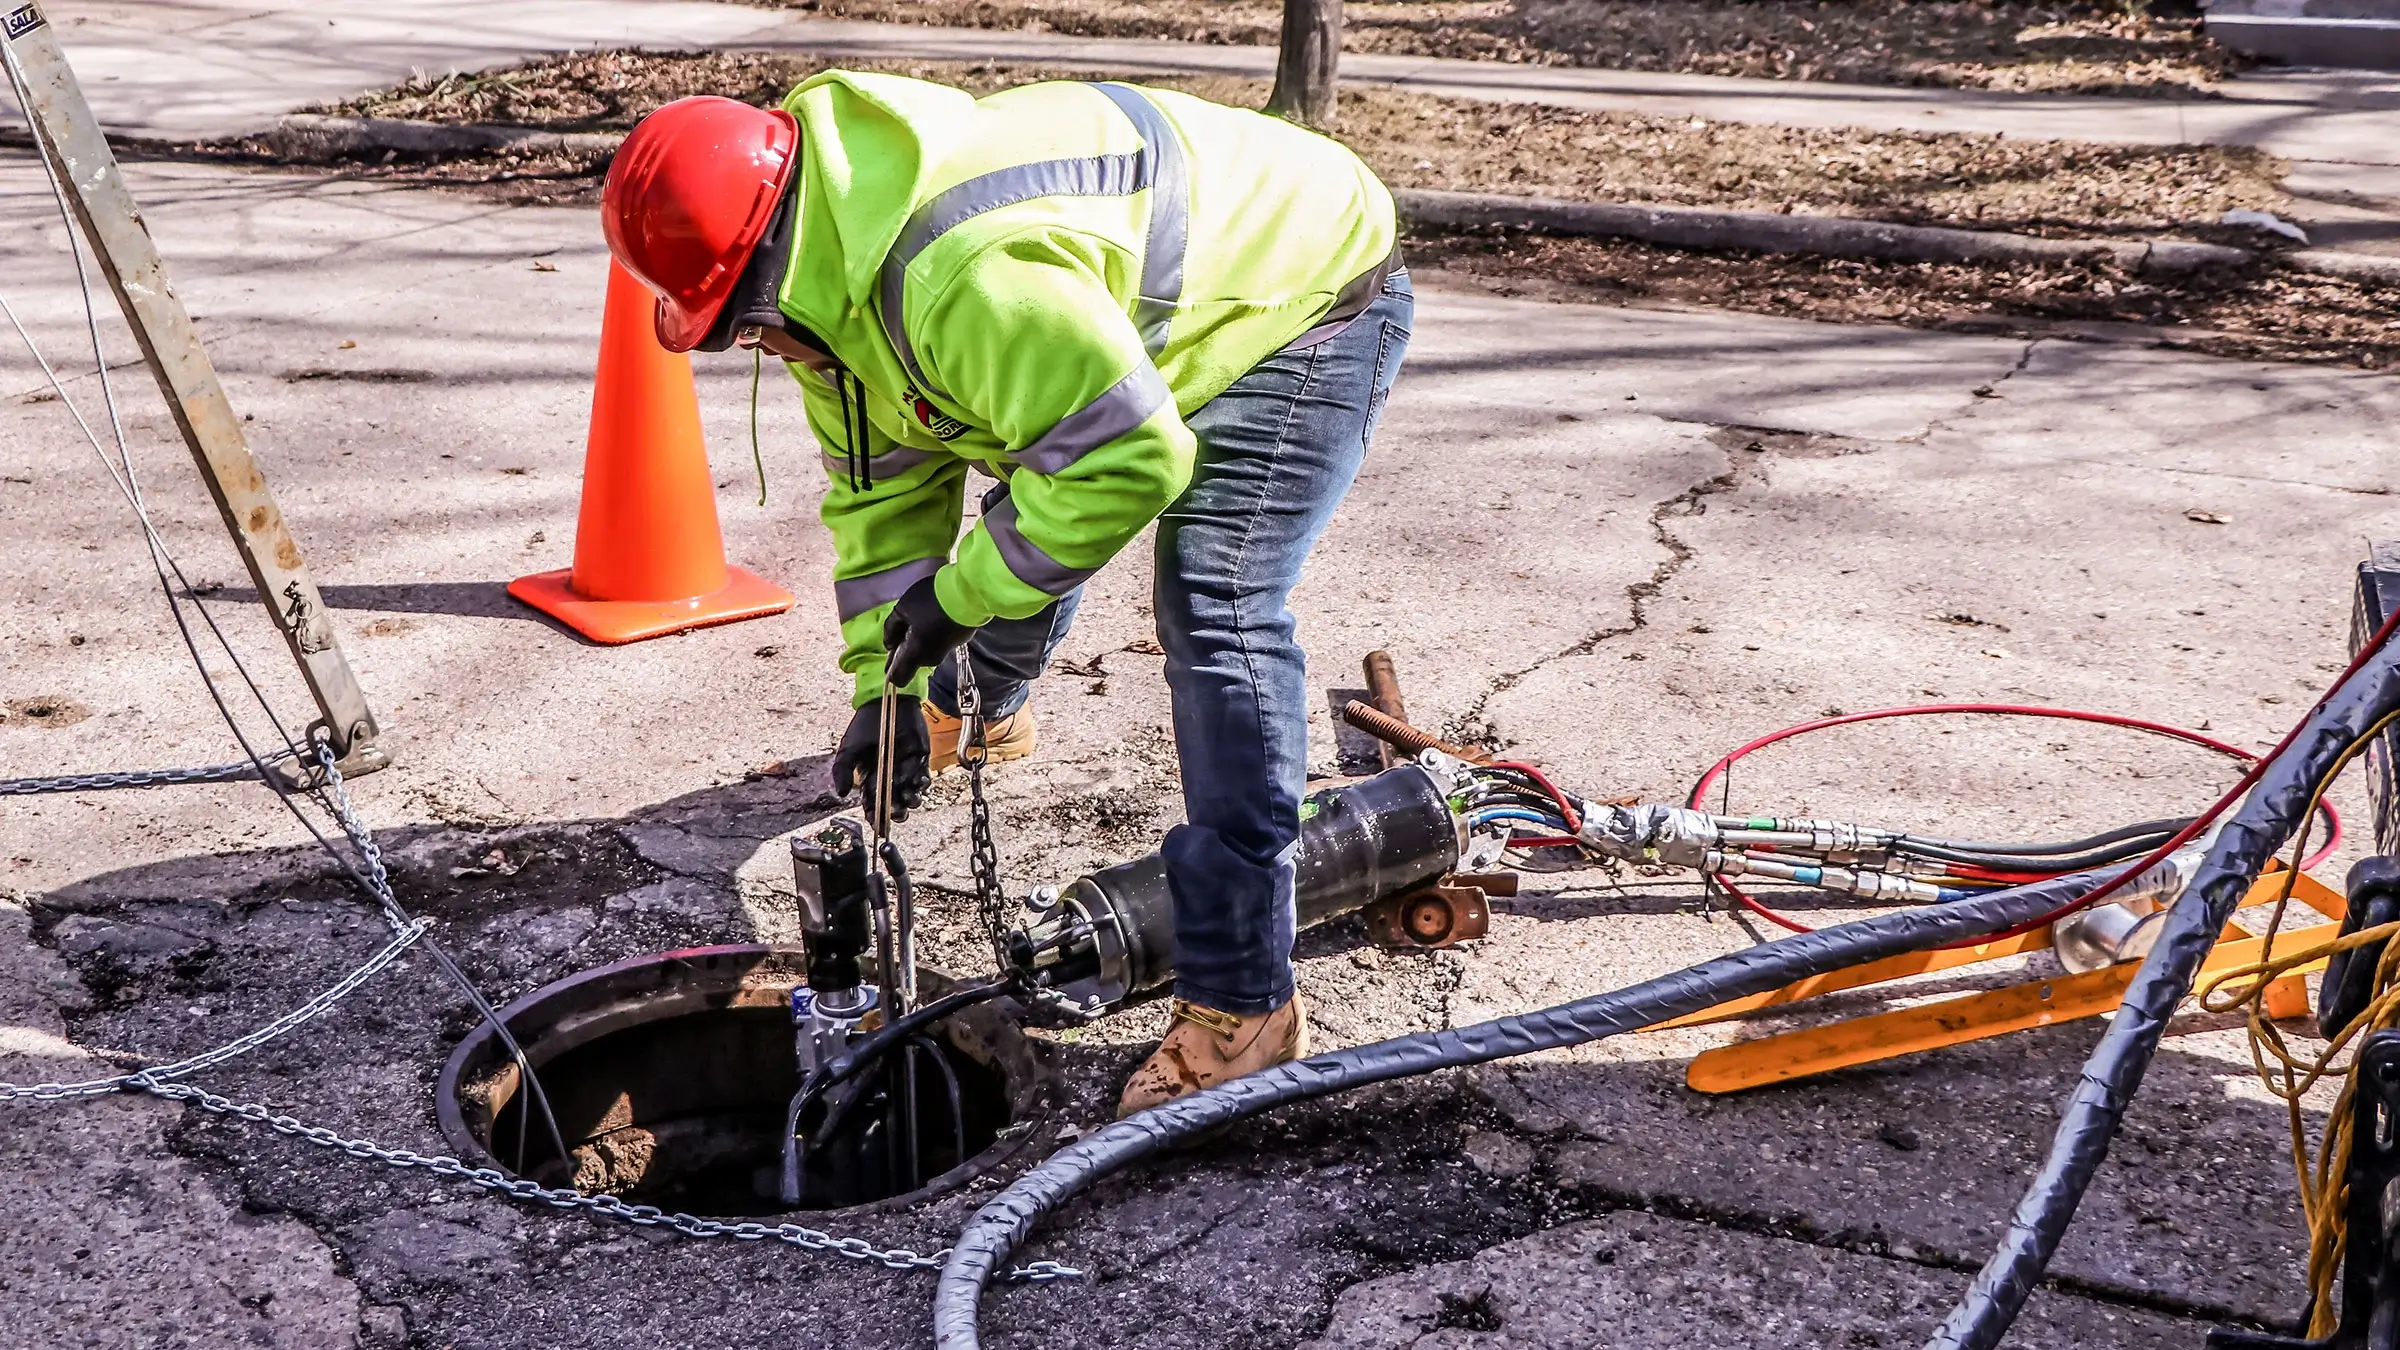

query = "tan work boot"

[
  {"left": 924, "top": 703, "right": 1037, "bottom": 774},
  {"left": 1116, "top": 993, "right": 1311, "bottom": 1119}
]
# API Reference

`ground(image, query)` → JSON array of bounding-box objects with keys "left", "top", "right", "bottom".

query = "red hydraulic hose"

[{"left": 1683, "top": 691, "right": 2364, "bottom": 934}]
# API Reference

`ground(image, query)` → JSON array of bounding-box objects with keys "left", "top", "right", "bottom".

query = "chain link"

[
  {"left": 0, "top": 751, "right": 290, "bottom": 796},
  {"left": 953, "top": 649, "right": 1016, "bottom": 976},
  {"left": 313, "top": 739, "right": 404, "bottom": 925},
  {"left": 134, "top": 1077, "right": 1079, "bottom": 1280}
]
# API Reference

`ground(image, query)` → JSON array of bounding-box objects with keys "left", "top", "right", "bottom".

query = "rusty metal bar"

[
  {"left": 1362, "top": 650, "right": 1406, "bottom": 769},
  {"left": 1339, "top": 699, "right": 1491, "bottom": 765},
  {"left": 1, "top": 3, "right": 385, "bottom": 774}
]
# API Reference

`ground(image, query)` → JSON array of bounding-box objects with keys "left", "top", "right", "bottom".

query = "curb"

[
  {"left": 2285, "top": 248, "right": 2400, "bottom": 286},
  {"left": 218, "top": 118, "right": 2400, "bottom": 288},
  {"left": 260, "top": 114, "right": 622, "bottom": 161},
  {"left": 1393, "top": 188, "right": 2253, "bottom": 277}
]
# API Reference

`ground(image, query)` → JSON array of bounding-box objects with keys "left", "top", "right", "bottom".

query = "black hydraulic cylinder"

[{"left": 1028, "top": 762, "right": 1462, "bottom": 1005}]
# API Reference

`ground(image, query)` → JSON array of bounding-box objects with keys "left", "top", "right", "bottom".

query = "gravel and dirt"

[
  {"left": 303, "top": 49, "right": 2395, "bottom": 369},
  {"left": 750, "top": 0, "right": 2247, "bottom": 98}
]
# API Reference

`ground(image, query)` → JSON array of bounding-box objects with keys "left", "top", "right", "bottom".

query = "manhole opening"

[{"left": 438, "top": 947, "right": 1048, "bottom": 1216}]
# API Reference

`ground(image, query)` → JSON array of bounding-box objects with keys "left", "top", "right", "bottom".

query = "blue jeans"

[{"left": 932, "top": 271, "right": 1414, "bottom": 1014}]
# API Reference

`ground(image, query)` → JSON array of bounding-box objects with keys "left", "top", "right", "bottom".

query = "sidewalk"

[
  {"left": 13, "top": 3, "right": 2394, "bottom": 252},
  {"left": 740, "top": 18, "right": 2400, "bottom": 247},
  {"left": 7, "top": 0, "right": 785, "bottom": 141}
]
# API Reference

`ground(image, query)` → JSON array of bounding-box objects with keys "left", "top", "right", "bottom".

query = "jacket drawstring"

[
  {"left": 853, "top": 372, "right": 873, "bottom": 492},
  {"left": 832, "top": 366, "right": 870, "bottom": 494}
]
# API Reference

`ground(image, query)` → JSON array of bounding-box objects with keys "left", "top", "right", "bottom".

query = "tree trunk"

[{"left": 1266, "top": 0, "right": 1342, "bottom": 131}]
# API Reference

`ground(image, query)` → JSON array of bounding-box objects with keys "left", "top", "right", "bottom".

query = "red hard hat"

[{"left": 602, "top": 96, "right": 801, "bottom": 352}]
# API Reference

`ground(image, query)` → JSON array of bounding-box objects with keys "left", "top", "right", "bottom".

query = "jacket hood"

[{"left": 778, "top": 71, "right": 971, "bottom": 327}]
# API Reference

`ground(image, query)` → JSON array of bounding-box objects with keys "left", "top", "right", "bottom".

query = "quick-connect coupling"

[
  {"left": 1712, "top": 817, "right": 1898, "bottom": 854},
  {"left": 1703, "top": 849, "right": 1949, "bottom": 903},
  {"left": 2048, "top": 830, "right": 2221, "bottom": 973}
]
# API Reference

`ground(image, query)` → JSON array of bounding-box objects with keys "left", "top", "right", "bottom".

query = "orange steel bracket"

[{"left": 1677, "top": 869, "right": 2347, "bottom": 1095}]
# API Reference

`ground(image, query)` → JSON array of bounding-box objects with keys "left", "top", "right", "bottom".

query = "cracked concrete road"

[{"left": 4, "top": 155, "right": 2400, "bottom": 1350}]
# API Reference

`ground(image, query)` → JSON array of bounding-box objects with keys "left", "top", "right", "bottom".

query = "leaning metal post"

[{"left": 0, "top": 1, "right": 386, "bottom": 775}]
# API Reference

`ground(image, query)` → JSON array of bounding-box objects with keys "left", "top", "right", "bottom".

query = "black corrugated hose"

[
  {"left": 1928, "top": 625, "right": 2400, "bottom": 1349},
  {"left": 936, "top": 628, "right": 2400, "bottom": 1350},
  {"left": 932, "top": 865, "right": 2132, "bottom": 1347}
]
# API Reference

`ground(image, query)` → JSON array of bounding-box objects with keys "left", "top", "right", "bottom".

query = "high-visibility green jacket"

[{"left": 772, "top": 71, "right": 1398, "bottom": 706}]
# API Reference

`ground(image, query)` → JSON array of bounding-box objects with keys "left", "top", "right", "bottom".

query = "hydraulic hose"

[
  {"left": 931, "top": 864, "right": 2137, "bottom": 1348},
  {"left": 1688, "top": 704, "right": 2344, "bottom": 931},
  {"left": 1892, "top": 836, "right": 2179, "bottom": 874},
  {"left": 1898, "top": 818, "right": 2190, "bottom": 858},
  {"left": 1925, "top": 623, "right": 2400, "bottom": 1350},
  {"left": 813, "top": 978, "right": 1017, "bottom": 1104}
]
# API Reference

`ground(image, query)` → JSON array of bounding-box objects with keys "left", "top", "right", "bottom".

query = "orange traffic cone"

[{"left": 510, "top": 260, "right": 795, "bottom": 644}]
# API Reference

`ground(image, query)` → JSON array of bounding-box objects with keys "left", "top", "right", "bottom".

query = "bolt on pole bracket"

[{"left": 1, "top": 2, "right": 387, "bottom": 775}]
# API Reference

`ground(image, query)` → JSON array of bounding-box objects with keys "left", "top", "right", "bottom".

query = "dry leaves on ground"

[
  {"left": 771, "top": 0, "right": 2244, "bottom": 97},
  {"left": 309, "top": 49, "right": 2393, "bottom": 369},
  {"left": 327, "top": 52, "right": 2286, "bottom": 239}
]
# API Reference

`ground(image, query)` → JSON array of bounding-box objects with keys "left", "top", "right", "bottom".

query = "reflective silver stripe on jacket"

[
  {"left": 876, "top": 82, "right": 1190, "bottom": 398},
  {"left": 984, "top": 496, "right": 1098, "bottom": 597},
  {"left": 1014, "top": 363, "right": 1171, "bottom": 475},
  {"left": 820, "top": 444, "right": 940, "bottom": 479},
  {"left": 833, "top": 557, "right": 945, "bottom": 622},
  {"left": 1088, "top": 82, "right": 1187, "bottom": 356}
]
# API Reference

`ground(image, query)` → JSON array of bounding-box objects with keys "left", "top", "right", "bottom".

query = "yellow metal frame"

[{"left": 1670, "top": 870, "right": 2348, "bottom": 1095}]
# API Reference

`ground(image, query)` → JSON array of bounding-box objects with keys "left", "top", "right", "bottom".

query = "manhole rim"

[{"left": 434, "top": 942, "right": 1054, "bottom": 1218}]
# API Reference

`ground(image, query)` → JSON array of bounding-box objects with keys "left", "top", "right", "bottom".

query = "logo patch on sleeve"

[{"left": 906, "top": 389, "right": 969, "bottom": 442}]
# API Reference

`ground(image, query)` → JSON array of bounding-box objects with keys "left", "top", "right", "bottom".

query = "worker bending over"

[{"left": 601, "top": 72, "right": 1409, "bottom": 1116}]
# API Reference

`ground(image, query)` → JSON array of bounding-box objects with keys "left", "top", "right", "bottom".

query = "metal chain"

[
  {"left": 0, "top": 737, "right": 1081, "bottom": 1281},
  {"left": 3, "top": 735, "right": 1081, "bottom": 1284},
  {"left": 0, "top": 752, "right": 290, "bottom": 796},
  {"left": 0, "top": 918, "right": 429, "bottom": 1102},
  {"left": 133, "top": 1076, "right": 1081, "bottom": 1282},
  {"left": 312, "top": 738, "right": 409, "bottom": 929},
  {"left": 953, "top": 648, "right": 1015, "bottom": 975}
]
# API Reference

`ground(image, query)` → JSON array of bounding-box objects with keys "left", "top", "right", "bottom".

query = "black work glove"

[
  {"left": 831, "top": 694, "right": 931, "bottom": 820},
  {"left": 882, "top": 573, "right": 976, "bottom": 687}
]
